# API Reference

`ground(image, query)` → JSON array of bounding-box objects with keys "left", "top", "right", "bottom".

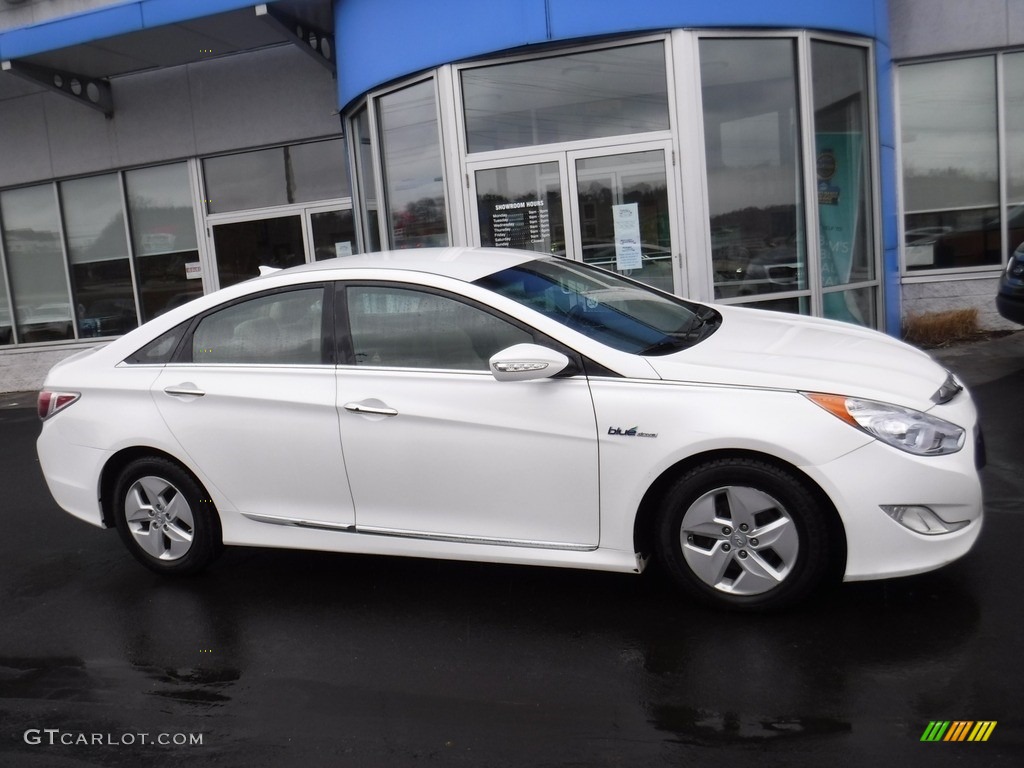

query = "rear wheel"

[
  {"left": 112, "top": 457, "right": 222, "bottom": 575},
  {"left": 656, "top": 458, "right": 833, "bottom": 610}
]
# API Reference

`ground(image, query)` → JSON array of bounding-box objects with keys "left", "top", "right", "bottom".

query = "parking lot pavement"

[
  {"left": 1, "top": 332, "right": 1022, "bottom": 766},
  {"left": 930, "top": 329, "right": 1024, "bottom": 387}
]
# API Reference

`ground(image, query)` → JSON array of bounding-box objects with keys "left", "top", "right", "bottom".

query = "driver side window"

[{"left": 346, "top": 285, "right": 531, "bottom": 370}]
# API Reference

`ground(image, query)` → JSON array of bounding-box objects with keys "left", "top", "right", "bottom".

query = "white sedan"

[{"left": 36, "top": 248, "right": 984, "bottom": 610}]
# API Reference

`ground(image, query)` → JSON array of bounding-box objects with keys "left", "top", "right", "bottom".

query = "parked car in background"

[
  {"left": 996, "top": 240, "right": 1024, "bottom": 325},
  {"left": 37, "top": 248, "right": 983, "bottom": 611}
]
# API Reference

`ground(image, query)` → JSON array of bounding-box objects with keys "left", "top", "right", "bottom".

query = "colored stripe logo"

[{"left": 921, "top": 721, "right": 997, "bottom": 742}]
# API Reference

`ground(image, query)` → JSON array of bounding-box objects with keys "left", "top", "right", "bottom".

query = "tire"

[
  {"left": 656, "top": 458, "right": 834, "bottom": 610},
  {"left": 112, "top": 456, "right": 222, "bottom": 575}
]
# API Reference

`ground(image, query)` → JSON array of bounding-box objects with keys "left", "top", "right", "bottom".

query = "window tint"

[
  {"left": 124, "top": 322, "right": 189, "bottom": 365},
  {"left": 475, "top": 258, "right": 718, "bottom": 355},
  {"left": 346, "top": 286, "right": 531, "bottom": 370},
  {"left": 192, "top": 288, "right": 324, "bottom": 365}
]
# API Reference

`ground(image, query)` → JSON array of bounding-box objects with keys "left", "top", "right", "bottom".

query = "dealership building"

[{"left": 0, "top": 0, "right": 1021, "bottom": 389}]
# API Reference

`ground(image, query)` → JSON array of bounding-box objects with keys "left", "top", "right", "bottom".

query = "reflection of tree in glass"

[{"left": 392, "top": 197, "right": 449, "bottom": 248}]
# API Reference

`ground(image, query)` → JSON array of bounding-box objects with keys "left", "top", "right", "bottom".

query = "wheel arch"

[
  {"left": 99, "top": 447, "right": 220, "bottom": 543},
  {"left": 632, "top": 448, "right": 847, "bottom": 576}
]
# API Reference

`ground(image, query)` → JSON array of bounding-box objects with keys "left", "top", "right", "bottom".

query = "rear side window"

[
  {"left": 192, "top": 288, "right": 326, "bottom": 365},
  {"left": 124, "top": 322, "right": 189, "bottom": 365}
]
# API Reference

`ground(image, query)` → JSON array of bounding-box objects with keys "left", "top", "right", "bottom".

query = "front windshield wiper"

[{"left": 640, "top": 307, "right": 721, "bottom": 355}]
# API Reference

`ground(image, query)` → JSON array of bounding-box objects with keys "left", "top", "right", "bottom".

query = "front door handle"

[
  {"left": 344, "top": 401, "right": 398, "bottom": 417},
  {"left": 164, "top": 384, "right": 206, "bottom": 397}
]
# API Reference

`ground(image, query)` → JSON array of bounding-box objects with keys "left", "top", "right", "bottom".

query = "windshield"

[{"left": 474, "top": 258, "right": 720, "bottom": 355}]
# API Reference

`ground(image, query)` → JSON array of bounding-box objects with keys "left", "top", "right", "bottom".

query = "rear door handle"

[
  {"left": 344, "top": 401, "right": 398, "bottom": 417},
  {"left": 164, "top": 384, "right": 206, "bottom": 397}
]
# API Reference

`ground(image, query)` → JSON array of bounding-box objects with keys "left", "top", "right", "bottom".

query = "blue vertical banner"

[{"left": 817, "top": 132, "right": 863, "bottom": 324}]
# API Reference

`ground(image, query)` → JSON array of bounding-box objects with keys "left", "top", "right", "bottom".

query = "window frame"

[
  {"left": 895, "top": 49, "right": 1024, "bottom": 279},
  {"left": 335, "top": 279, "right": 582, "bottom": 375},
  {"left": 161, "top": 283, "right": 335, "bottom": 367}
]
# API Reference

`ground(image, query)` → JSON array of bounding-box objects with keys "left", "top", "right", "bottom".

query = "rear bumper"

[{"left": 37, "top": 426, "right": 109, "bottom": 528}]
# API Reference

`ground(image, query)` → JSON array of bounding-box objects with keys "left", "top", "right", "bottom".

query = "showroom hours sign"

[{"left": 489, "top": 200, "right": 551, "bottom": 251}]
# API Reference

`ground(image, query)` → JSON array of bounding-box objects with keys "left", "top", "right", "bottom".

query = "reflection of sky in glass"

[
  {"left": 900, "top": 58, "right": 997, "bottom": 210},
  {"left": 462, "top": 43, "right": 669, "bottom": 152},
  {"left": 204, "top": 149, "right": 288, "bottom": 213},
  {"left": 0, "top": 262, "right": 9, "bottom": 334},
  {"left": 0, "top": 184, "right": 72, "bottom": 328},
  {"left": 61, "top": 174, "right": 129, "bottom": 264},
  {"left": 1007, "top": 53, "right": 1024, "bottom": 203},
  {"left": 1, "top": 184, "right": 59, "bottom": 237},
  {"left": 699, "top": 38, "right": 800, "bottom": 215},
  {"left": 290, "top": 140, "right": 349, "bottom": 201},
  {"left": 378, "top": 81, "right": 448, "bottom": 245},
  {"left": 380, "top": 82, "right": 444, "bottom": 210},
  {"left": 125, "top": 163, "right": 198, "bottom": 254}
]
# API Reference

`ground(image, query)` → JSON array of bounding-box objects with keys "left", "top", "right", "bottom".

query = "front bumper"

[
  {"left": 996, "top": 289, "right": 1024, "bottom": 325},
  {"left": 805, "top": 432, "right": 983, "bottom": 582}
]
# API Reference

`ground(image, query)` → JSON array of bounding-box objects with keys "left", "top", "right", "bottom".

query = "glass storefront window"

[
  {"left": 125, "top": 163, "right": 202, "bottom": 321},
  {"left": 812, "top": 41, "right": 875, "bottom": 326},
  {"left": 60, "top": 174, "right": 138, "bottom": 338},
  {"left": 377, "top": 80, "right": 449, "bottom": 249},
  {"left": 203, "top": 139, "right": 349, "bottom": 214},
  {"left": 1006, "top": 53, "right": 1024, "bottom": 254},
  {"left": 290, "top": 140, "right": 350, "bottom": 202},
  {"left": 0, "top": 184, "right": 74, "bottom": 342},
  {"left": 900, "top": 58, "right": 1000, "bottom": 269},
  {"left": 461, "top": 43, "right": 669, "bottom": 153},
  {"left": 312, "top": 210, "right": 357, "bottom": 260},
  {"left": 824, "top": 285, "right": 875, "bottom": 330},
  {"left": 352, "top": 107, "right": 381, "bottom": 252},
  {"left": 475, "top": 163, "right": 563, "bottom": 254},
  {"left": 700, "top": 38, "right": 806, "bottom": 303},
  {"left": 0, "top": 260, "right": 11, "bottom": 346}
]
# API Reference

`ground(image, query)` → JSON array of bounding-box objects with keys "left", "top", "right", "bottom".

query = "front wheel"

[
  {"left": 112, "top": 457, "right": 222, "bottom": 575},
  {"left": 656, "top": 458, "right": 834, "bottom": 610}
]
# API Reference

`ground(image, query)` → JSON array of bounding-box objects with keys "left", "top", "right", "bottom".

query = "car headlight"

[{"left": 804, "top": 393, "right": 965, "bottom": 456}]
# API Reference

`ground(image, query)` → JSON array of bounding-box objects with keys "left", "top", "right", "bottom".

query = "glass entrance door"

[
  {"left": 569, "top": 146, "right": 677, "bottom": 293},
  {"left": 210, "top": 206, "right": 358, "bottom": 289},
  {"left": 468, "top": 143, "right": 680, "bottom": 293},
  {"left": 471, "top": 158, "right": 566, "bottom": 255},
  {"left": 212, "top": 215, "right": 306, "bottom": 289}
]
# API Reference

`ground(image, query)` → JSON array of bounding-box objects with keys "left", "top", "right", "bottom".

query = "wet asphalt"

[{"left": 1, "top": 335, "right": 1022, "bottom": 767}]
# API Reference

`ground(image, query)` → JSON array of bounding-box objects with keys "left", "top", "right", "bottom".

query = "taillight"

[{"left": 38, "top": 390, "right": 80, "bottom": 420}]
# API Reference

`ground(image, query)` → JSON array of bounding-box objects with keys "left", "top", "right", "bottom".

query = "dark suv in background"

[{"left": 997, "top": 241, "right": 1024, "bottom": 325}]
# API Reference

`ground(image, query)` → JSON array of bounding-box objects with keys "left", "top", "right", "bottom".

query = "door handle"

[
  {"left": 344, "top": 401, "right": 398, "bottom": 417},
  {"left": 164, "top": 384, "right": 206, "bottom": 397}
]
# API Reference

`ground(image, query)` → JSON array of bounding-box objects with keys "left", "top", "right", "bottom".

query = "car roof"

[{"left": 279, "top": 246, "right": 540, "bottom": 283}]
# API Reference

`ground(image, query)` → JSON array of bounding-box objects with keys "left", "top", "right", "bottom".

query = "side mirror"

[{"left": 489, "top": 343, "right": 570, "bottom": 382}]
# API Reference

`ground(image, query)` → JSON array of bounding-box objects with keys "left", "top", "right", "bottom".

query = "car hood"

[{"left": 644, "top": 305, "right": 950, "bottom": 410}]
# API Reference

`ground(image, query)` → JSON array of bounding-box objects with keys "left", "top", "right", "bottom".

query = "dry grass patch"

[{"left": 902, "top": 308, "right": 979, "bottom": 347}]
